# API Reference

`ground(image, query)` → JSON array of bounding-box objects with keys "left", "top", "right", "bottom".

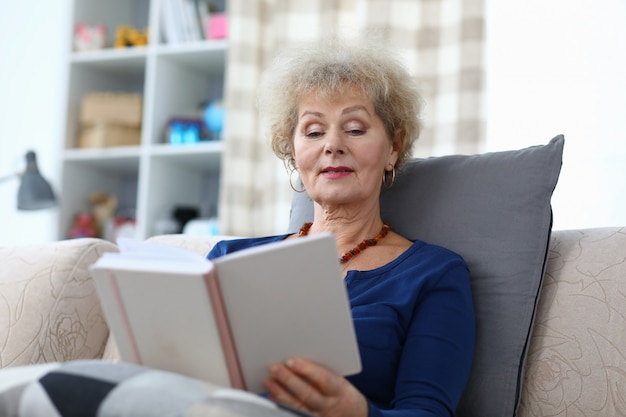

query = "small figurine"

[
  {"left": 68, "top": 213, "right": 97, "bottom": 238},
  {"left": 74, "top": 23, "right": 107, "bottom": 51},
  {"left": 89, "top": 192, "right": 118, "bottom": 240},
  {"left": 114, "top": 25, "right": 149, "bottom": 48}
]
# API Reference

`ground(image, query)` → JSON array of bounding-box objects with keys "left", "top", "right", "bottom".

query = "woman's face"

[{"left": 293, "top": 88, "right": 400, "bottom": 208}]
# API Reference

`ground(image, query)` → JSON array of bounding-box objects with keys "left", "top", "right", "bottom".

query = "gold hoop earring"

[
  {"left": 382, "top": 167, "right": 396, "bottom": 189},
  {"left": 289, "top": 167, "right": 306, "bottom": 193}
]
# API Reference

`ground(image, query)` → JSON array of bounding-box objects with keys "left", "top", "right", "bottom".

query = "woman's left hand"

[{"left": 263, "top": 357, "right": 368, "bottom": 417}]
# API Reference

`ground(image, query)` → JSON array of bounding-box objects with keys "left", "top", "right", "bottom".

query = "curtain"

[{"left": 220, "top": 0, "right": 485, "bottom": 237}]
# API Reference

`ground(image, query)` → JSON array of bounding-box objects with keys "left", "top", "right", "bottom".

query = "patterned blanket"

[{"left": 0, "top": 360, "right": 309, "bottom": 417}]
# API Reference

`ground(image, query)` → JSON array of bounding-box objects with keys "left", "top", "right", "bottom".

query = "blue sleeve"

[
  {"left": 207, "top": 235, "right": 288, "bottom": 260},
  {"left": 355, "top": 259, "right": 475, "bottom": 417},
  {"left": 400, "top": 263, "right": 475, "bottom": 416}
]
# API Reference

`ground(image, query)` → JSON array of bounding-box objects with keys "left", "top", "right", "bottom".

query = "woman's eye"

[
  {"left": 347, "top": 129, "right": 365, "bottom": 136},
  {"left": 306, "top": 130, "right": 323, "bottom": 138}
]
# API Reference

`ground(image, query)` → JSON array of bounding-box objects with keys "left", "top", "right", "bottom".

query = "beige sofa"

[{"left": 0, "top": 228, "right": 624, "bottom": 416}]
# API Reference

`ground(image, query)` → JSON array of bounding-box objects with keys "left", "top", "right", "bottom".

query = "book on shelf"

[
  {"left": 90, "top": 233, "right": 362, "bottom": 393},
  {"left": 195, "top": 0, "right": 210, "bottom": 39},
  {"left": 161, "top": 0, "right": 205, "bottom": 43},
  {"left": 177, "top": 0, "right": 202, "bottom": 41},
  {"left": 160, "top": 0, "right": 184, "bottom": 43}
]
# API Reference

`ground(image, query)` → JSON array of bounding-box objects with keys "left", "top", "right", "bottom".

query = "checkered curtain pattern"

[{"left": 220, "top": 0, "right": 485, "bottom": 237}]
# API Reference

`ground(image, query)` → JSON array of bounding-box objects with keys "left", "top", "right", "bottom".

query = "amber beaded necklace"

[{"left": 298, "top": 222, "right": 391, "bottom": 264}]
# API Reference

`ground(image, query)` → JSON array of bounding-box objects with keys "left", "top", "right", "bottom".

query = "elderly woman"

[{"left": 208, "top": 37, "right": 475, "bottom": 417}]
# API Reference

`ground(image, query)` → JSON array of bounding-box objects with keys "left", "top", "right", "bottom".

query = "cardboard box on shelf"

[
  {"left": 78, "top": 124, "right": 141, "bottom": 148},
  {"left": 80, "top": 92, "right": 143, "bottom": 126}
]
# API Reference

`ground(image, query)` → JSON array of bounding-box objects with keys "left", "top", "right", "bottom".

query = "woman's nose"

[{"left": 324, "top": 128, "right": 346, "bottom": 154}]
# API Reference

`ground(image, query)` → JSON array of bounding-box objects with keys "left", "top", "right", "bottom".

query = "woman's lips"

[{"left": 321, "top": 166, "right": 353, "bottom": 179}]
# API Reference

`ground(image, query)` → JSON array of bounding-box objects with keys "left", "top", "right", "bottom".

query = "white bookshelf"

[{"left": 59, "top": 0, "right": 227, "bottom": 240}]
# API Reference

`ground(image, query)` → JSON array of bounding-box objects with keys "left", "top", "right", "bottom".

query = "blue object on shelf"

[
  {"left": 203, "top": 99, "right": 225, "bottom": 140},
  {"left": 167, "top": 118, "right": 203, "bottom": 145}
]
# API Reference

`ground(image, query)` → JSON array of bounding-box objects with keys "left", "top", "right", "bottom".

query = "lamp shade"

[{"left": 17, "top": 151, "right": 56, "bottom": 210}]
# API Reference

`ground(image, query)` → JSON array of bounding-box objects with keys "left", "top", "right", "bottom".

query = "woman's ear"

[
  {"left": 290, "top": 151, "right": 297, "bottom": 171},
  {"left": 393, "top": 129, "right": 404, "bottom": 151},
  {"left": 389, "top": 130, "right": 403, "bottom": 165}
]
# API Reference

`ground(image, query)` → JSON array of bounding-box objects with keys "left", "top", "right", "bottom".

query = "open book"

[{"left": 90, "top": 233, "right": 361, "bottom": 393}]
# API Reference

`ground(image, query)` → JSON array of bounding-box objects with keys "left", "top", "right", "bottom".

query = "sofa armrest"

[
  {"left": 0, "top": 238, "right": 118, "bottom": 368},
  {"left": 519, "top": 227, "right": 626, "bottom": 416}
]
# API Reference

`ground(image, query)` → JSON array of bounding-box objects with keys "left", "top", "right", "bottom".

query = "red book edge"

[{"left": 203, "top": 270, "right": 246, "bottom": 390}]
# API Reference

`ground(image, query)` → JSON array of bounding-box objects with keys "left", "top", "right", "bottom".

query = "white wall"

[
  {"left": 485, "top": 0, "right": 626, "bottom": 230},
  {"left": 0, "top": 2, "right": 623, "bottom": 246},
  {"left": 0, "top": 2, "right": 69, "bottom": 246}
]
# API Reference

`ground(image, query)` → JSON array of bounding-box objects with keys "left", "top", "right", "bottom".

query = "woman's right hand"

[{"left": 263, "top": 357, "right": 368, "bottom": 417}]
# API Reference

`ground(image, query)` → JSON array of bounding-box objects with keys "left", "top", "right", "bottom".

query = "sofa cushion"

[
  {"left": 518, "top": 227, "right": 626, "bottom": 416},
  {"left": 288, "top": 135, "right": 565, "bottom": 417},
  {"left": 0, "top": 238, "right": 118, "bottom": 368}
]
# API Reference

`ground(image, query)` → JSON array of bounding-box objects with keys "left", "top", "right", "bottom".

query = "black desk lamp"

[{"left": 0, "top": 151, "right": 57, "bottom": 210}]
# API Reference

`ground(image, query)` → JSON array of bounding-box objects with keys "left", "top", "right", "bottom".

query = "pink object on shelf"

[{"left": 207, "top": 13, "right": 228, "bottom": 39}]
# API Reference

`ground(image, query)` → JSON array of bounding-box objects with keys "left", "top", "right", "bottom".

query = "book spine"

[
  {"left": 169, "top": 0, "right": 188, "bottom": 42},
  {"left": 160, "top": 0, "right": 183, "bottom": 43},
  {"left": 184, "top": 0, "right": 204, "bottom": 41},
  {"left": 204, "top": 271, "right": 246, "bottom": 390},
  {"left": 176, "top": 0, "right": 200, "bottom": 42},
  {"left": 106, "top": 270, "right": 142, "bottom": 364},
  {"left": 193, "top": 0, "right": 207, "bottom": 40},
  {"left": 196, "top": 0, "right": 210, "bottom": 39}
]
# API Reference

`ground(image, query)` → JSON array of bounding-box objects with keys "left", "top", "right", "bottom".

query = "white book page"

[
  {"left": 117, "top": 237, "right": 206, "bottom": 262},
  {"left": 114, "top": 269, "right": 232, "bottom": 387},
  {"left": 95, "top": 238, "right": 211, "bottom": 275}
]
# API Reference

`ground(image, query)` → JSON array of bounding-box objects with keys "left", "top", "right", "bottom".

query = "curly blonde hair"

[{"left": 257, "top": 36, "right": 424, "bottom": 171}]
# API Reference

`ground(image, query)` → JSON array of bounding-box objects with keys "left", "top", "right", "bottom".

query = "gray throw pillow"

[{"left": 288, "top": 135, "right": 565, "bottom": 417}]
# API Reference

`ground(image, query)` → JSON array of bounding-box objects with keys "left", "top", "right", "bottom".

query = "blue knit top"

[{"left": 208, "top": 235, "right": 475, "bottom": 417}]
